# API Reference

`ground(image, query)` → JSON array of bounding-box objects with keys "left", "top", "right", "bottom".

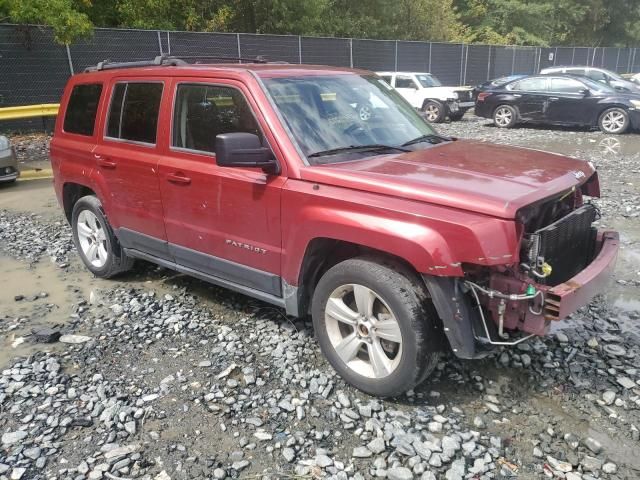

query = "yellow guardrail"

[{"left": 0, "top": 103, "right": 60, "bottom": 121}]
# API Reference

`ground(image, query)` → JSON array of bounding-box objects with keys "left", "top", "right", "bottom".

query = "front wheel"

[
  {"left": 311, "top": 257, "right": 441, "bottom": 397},
  {"left": 598, "top": 107, "right": 629, "bottom": 134},
  {"left": 422, "top": 100, "right": 445, "bottom": 123},
  {"left": 72, "top": 195, "right": 134, "bottom": 278},
  {"left": 493, "top": 105, "right": 517, "bottom": 128}
]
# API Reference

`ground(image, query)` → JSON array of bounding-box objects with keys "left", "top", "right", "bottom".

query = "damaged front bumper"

[
  {"left": 424, "top": 230, "right": 619, "bottom": 359},
  {"left": 485, "top": 230, "right": 619, "bottom": 336}
]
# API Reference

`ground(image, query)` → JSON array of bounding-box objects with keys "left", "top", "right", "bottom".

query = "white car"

[
  {"left": 631, "top": 73, "right": 640, "bottom": 85},
  {"left": 377, "top": 71, "right": 474, "bottom": 122}
]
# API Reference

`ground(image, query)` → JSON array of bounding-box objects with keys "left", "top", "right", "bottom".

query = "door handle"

[
  {"left": 549, "top": 97, "right": 560, "bottom": 101},
  {"left": 512, "top": 94, "right": 522, "bottom": 98},
  {"left": 94, "top": 154, "right": 116, "bottom": 169},
  {"left": 167, "top": 172, "right": 191, "bottom": 185}
]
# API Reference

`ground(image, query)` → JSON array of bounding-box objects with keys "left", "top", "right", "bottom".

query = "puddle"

[{"left": 0, "top": 255, "right": 90, "bottom": 368}]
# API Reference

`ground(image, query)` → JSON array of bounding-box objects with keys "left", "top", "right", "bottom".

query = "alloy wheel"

[
  {"left": 494, "top": 107, "right": 513, "bottom": 127},
  {"left": 324, "top": 283, "right": 403, "bottom": 379},
  {"left": 601, "top": 110, "right": 626, "bottom": 133},
  {"left": 358, "top": 105, "right": 372, "bottom": 121},
  {"left": 425, "top": 104, "right": 440, "bottom": 122},
  {"left": 77, "top": 210, "right": 109, "bottom": 268}
]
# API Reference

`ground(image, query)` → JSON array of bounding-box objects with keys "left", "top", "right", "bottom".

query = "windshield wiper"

[
  {"left": 401, "top": 134, "right": 453, "bottom": 147},
  {"left": 308, "top": 144, "right": 409, "bottom": 158}
]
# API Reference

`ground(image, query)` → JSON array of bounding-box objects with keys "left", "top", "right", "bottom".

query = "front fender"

[{"left": 281, "top": 181, "right": 520, "bottom": 285}]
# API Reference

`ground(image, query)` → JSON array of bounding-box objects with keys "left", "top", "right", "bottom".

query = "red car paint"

[{"left": 51, "top": 63, "right": 618, "bottom": 351}]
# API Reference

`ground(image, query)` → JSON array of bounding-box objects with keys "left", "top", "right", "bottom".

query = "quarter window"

[
  {"left": 106, "top": 82, "right": 163, "bottom": 144},
  {"left": 172, "top": 84, "right": 260, "bottom": 154},
  {"left": 63, "top": 84, "right": 103, "bottom": 136}
]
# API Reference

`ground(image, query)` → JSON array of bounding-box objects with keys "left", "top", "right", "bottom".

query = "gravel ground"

[
  {"left": 9, "top": 134, "right": 51, "bottom": 166},
  {"left": 0, "top": 117, "right": 639, "bottom": 480}
]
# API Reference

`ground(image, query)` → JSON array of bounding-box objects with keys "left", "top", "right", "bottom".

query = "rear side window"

[
  {"left": 106, "top": 82, "right": 163, "bottom": 144},
  {"left": 511, "top": 77, "right": 547, "bottom": 91},
  {"left": 63, "top": 84, "right": 103, "bottom": 136}
]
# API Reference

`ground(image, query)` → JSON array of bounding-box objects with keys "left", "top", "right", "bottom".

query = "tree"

[{"left": 0, "top": 0, "right": 93, "bottom": 44}]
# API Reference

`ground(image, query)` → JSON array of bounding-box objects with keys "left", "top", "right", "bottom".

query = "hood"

[
  {"left": 421, "top": 86, "right": 459, "bottom": 99},
  {"left": 300, "top": 140, "right": 596, "bottom": 219}
]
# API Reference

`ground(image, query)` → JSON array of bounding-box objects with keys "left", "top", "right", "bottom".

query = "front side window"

[
  {"left": 549, "top": 78, "right": 585, "bottom": 93},
  {"left": 395, "top": 75, "right": 418, "bottom": 89},
  {"left": 262, "top": 74, "right": 435, "bottom": 164},
  {"left": 586, "top": 70, "right": 607, "bottom": 82},
  {"left": 172, "top": 84, "right": 260, "bottom": 154},
  {"left": 511, "top": 77, "right": 548, "bottom": 92},
  {"left": 106, "top": 82, "right": 163, "bottom": 144},
  {"left": 63, "top": 83, "right": 103, "bottom": 136}
]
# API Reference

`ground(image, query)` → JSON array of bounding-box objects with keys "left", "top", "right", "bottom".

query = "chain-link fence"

[{"left": 1, "top": 24, "right": 639, "bottom": 130}]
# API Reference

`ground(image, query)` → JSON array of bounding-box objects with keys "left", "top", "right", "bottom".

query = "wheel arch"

[{"left": 62, "top": 182, "right": 96, "bottom": 223}]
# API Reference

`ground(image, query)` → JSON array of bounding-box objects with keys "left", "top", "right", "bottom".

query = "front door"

[
  {"left": 93, "top": 80, "right": 169, "bottom": 259},
  {"left": 544, "top": 77, "right": 593, "bottom": 125},
  {"left": 394, "top": 75, "right": 422, "bottom": 108},
  {"left": 157, "top": 79, "right": 284, "bottom": 296}
]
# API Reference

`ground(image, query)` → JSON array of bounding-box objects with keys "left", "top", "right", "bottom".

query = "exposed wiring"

[{"left": 465, "top": 281, "right": 537, "bottom": 346}]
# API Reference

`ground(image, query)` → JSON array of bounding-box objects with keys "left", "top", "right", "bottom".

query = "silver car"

[
  {"left": 0, "top": 135, "right": 19, "bottom": 183},
  {"left": 540, "top": 66, "right": 640, "bottom": 93}
]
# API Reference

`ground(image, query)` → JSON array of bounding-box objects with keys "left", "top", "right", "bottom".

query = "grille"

[
  {"left": 454, "top": 89, "right": 473, "bottom": 101},
  {"left": 527, "top": 204, "right": 598, "bottom": 286}
]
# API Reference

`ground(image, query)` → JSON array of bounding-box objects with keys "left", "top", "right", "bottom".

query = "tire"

[
  {"left": 598, "top": 107, "right": 629, "bottom": 134},
  {"left": 448, "top": 111, "right": 465, "bottom": 121},
  {"left": 71, "top": 195, "right": 134, "bottom": 278},
  {"left": 422, "top": 100, "right": 445, "bottom": 123},
  {"left": 493, "top": 104, "right": 517, "bottom": 128},
  {"left": 311, "top": 256, "right": 441, "bottom": 397}
]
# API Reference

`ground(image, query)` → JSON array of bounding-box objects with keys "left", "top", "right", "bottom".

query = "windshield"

[
  {"left": 262, "top": 74, "right": 436, "bottom": 164},
  {"left": 416, "top": 74, "right": 442, "bottom": 87}
]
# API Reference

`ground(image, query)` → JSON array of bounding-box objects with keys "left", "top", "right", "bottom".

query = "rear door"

[
  {"left": 52, "top": 82, "right": 105, "bottom": 201},
  {"left": 157, "top": 78, "right": 285, "bottom": 296},
  {"left": 545, "top": 77, "right": 593, "bottom": 125},
  {"left": 92, "top": 79, "right": 169, "bottom": 259},
  {"left": 509, "top": 77, "right": 549, "bottom": 121}
]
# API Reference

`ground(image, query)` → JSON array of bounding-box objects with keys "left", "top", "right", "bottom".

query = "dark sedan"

[{"left": 475, "top": 74, "right": 640, "bottom": 134}]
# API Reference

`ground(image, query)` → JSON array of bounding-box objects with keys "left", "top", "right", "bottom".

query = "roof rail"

[
  {"left": 83, "top": 54, "right": 285, "bottom": 72},
  {"left": 84, "top": 55, "right": 188, "bottom": 72}
]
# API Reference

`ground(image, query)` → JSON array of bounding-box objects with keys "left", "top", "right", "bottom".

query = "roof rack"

[{"left": 84, "top": 54, "right": 283, "bottom": 72}]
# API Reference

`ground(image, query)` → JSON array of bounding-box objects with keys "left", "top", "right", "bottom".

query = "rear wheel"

[
  {"left": 493, "top": 105, "right": 517, "bottom": 128},
  {"left": 598, "top": 107, "right": 629, "bottom": 134},
  {"left": 422, "top": 100, "right": 445, "bottom": 123},
  {"left": 449, "top": 111, "right": 465, "bottom": 121},
  {"left": 311, "top": 257, "right": 441, "bottom": 397},
  {"left": 72, "top": 195, "right": 134, "bottom": 278}
]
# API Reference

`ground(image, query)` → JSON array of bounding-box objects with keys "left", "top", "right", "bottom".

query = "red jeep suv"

[{"left": 51, "top": 56, "right": 619, "bottom": 397}]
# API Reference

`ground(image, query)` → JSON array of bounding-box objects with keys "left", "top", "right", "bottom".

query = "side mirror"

[
  {"left": 578, "top": 88, "right": 590, "bottom": 96},
  {"left": 215, "top": 133, "right": 279, "bottom": 174}
]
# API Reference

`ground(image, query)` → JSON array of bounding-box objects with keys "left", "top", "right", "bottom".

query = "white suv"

[{"left": 377, "top": 72, "right": 474, "bottom": 123}]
